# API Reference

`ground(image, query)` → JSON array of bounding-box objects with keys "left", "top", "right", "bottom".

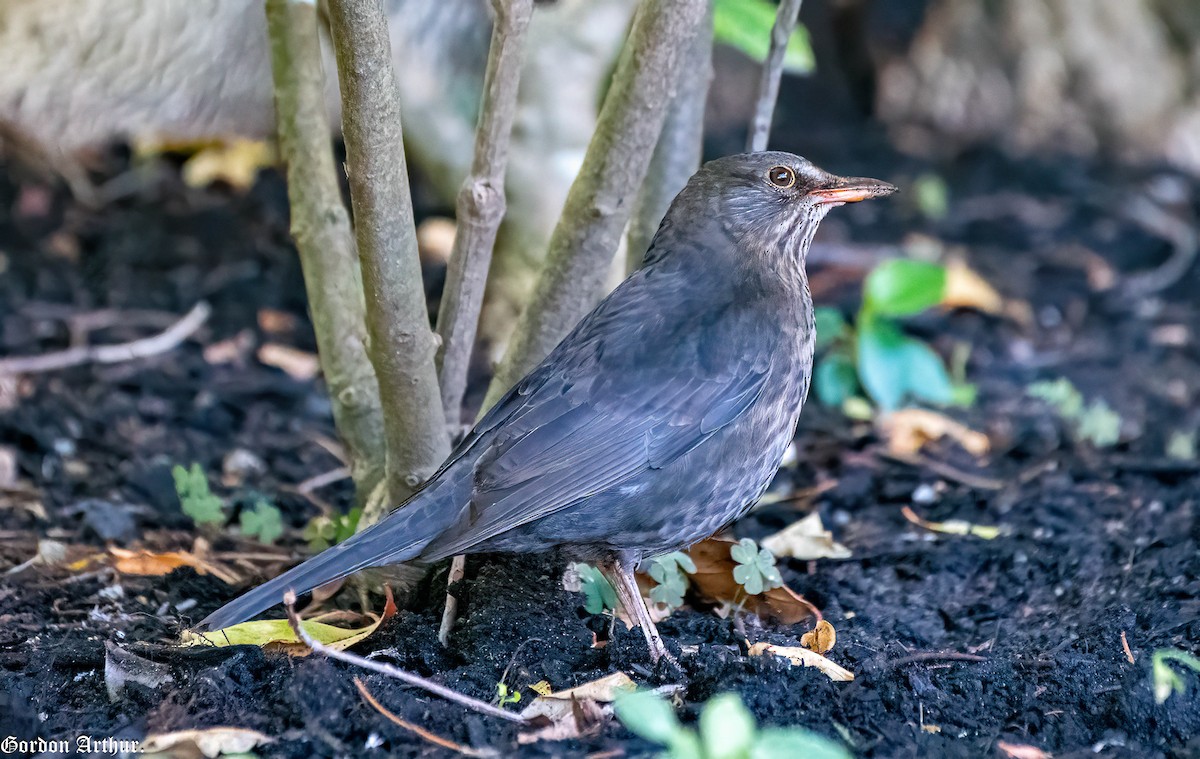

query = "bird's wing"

[{"left": 424, "top": 272, "right": 779, "bottom": 558}]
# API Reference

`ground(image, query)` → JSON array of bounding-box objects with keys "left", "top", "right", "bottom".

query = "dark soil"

[{"left": 2, "top": 137, "right": 1199, "bottom": 758}]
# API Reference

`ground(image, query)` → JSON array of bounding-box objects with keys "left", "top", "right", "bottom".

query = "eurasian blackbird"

[{"left": 197, "top": 152, "right": 896, "bottom": 661}]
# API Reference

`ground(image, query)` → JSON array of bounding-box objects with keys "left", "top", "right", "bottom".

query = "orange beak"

[{"left": 809, "top": 177, "right": 898, "bottom": 205}]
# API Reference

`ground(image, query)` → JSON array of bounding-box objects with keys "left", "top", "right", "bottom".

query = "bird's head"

[{"left": 653, "top": 151, "right": 896, "bottom": 271}]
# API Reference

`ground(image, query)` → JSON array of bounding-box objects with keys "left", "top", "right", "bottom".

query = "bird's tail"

[{"left": 194, "top": 492, "right": 453, "bottom": 632}]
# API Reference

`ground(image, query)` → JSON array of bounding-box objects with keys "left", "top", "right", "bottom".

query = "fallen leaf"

[
  {"left": 878, "top": 408, "right": 990, "bottom": 457},
  {"left": 686, "top": 538, "right": 820, "bottom": 625},
  {"left": 140, "top": 727, "right": 273, "bottom": 757},
  {"left": 801, "top": 620, "right": 837, "bottom": 654},
  {"left": 941, "top": 259, "right": 1004, "bottom": 314},
  {"left": 5, "top": 539, "right": 69, "bottom": 575},
  {"left": 529, "top": 680, "right": 553, "bottom": 697},
  {"left": 108, "top": 547, "right": 239, "bottom": 584},
  {"left": 181, "top": 139, "right": 276, "bottom": 190},
  {"left": 257, "top": 308, "right": 297, "bottom": 335},
  {"left": 182, "top": 591, "right": 396, "bottom": 655},
  {"left": 203, "top": 329, "right": 255, "bottom": 365},
  {"left": 921, "top": 723, "right": 942, "bottom": 734},
  {"left": 519, "top": 673, "right": 633, "bottom": 744},
  {"left": 762, "top": 513, "right": 852, "bottom": 561},
  {"left": 901, "top": 506, "right": 1003, "bottom": 540},
  {"left": 747, "top": 641, "right": 854, "bottom": 682},
  {"left": 996, "top": 741, "right": 1052, "bottom": 759},
  {"left": 519, "top": 696, "right": 607, "bottom": 744},
  {"left": 257, "top": 343, "right": 320, "bottom": 380}
]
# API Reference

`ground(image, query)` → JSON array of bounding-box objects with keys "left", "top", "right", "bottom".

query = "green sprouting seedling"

[
  {"left": 712, "top": 0, "right": 813, "bottom": 74},
  {"left": 239, "top": 498, "right": 284, "bottom": 545},
  {"left": 614, "top": 690, "right": 851, "bottom": 759},
  {"left": 172, "top": 463, "right": 227, "bottom": 526},
  {"left": 495, "top": 683, "right": 522, "bottom": 708},
  {"left": 573, "top": 562, "right": 618, "bottom": 615},
  {"left": 730, "top": 538, "right": 782, "bottom": 596},
  {"left": 649, "top": 552, "right": 697, "bottom": 609},
  {"left": 813, "top": 258, "right": 974, "bottom": 412},
  {"left": 302, "top": 507, "right": 363, "bottom": 552},
  {"left": 1166, "top": 430, "right": 1196, "bottom": 460},
  {"left": 1027, "top": 378, "right": 1121, "bottom": 448},
  {"left": 1152, "top": 648, "right": 1200, "bottom": 704}
]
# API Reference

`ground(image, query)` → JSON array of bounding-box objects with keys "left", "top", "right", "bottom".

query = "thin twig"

[
  {"left": 881, "top": 451, "right": 1007, "bottom": 491},
  {"left": 354, "top": 679, "right": 499, "bottom": 757},
  {"left": 885, "top": 651, "right": 988, "bottom": 669},
  {"left": 282, "top": 591, "right": 528, "bottom": 724},
  {"left": 1120, "top": 195, "right": 1198, "bottom": 297},
  {"left": 437, "top": 554, "right": 468, "bottom": 647},
  {"left": 746, "top": 0, "right": 803, "bottom": 152},
  {"left": 296, "top": 467, "right": 352, "bottom": 495},
  {"left": 483, "top": 0, "right": 710, "bottom": 408},
  {"left": 0, "top": 302, "right": 210, "bottom": 376},
  {"left": 435, "top": 0, "right": 534, "bottom": 425},
  {"left": 265, "top": 0, "right": 386, "bottom": 503},
  {"left": 327, "top": 0, "right": 450, "bottom": 517},
  {"left": 625, "top": 0, "right": 713, "bottom": 273}
]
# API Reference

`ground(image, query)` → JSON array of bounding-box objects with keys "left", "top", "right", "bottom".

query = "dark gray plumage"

[{"left": 197, "top": 152, "right": 896, "bottom": 660}]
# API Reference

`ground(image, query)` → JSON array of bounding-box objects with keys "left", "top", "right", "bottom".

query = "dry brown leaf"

[
  {"left": 181, "top": 139, "right": 276, "bottom": 190},
  {"left": 686, "top": 538, "right": 820, "bottom": 624},
  {"left": 878, "top": 408, "right": 990, "bottom": 457},
  {"left": 257, "top": 308, "right": 297, "bottom": 335},
  {"left": 109, "top": 547, "right": 239, "bottom": 584},
  {"left": 203, "top": 329, "right": 255, "bottom": 365},
  {"left": 996, "top": 741, "right": 1052, "bottom": 759},
  {"left": 942, "top": 259, "right": 1003, "bottom": 314},
  {"left": 258, "top": 343, "right": 320, "bottom": 380},
  {"left": 529, "top": 680, "right": 553, "bottom": 697},
  {"left": 519, "top": 696, "right": 607, "bottom": 744},
  {"left": 141, "top": 727, "right": 273, "bottom": 757},
  {"left": 747, "top": 641, "right": 854, "bottom": 682},
  {"left": 762, "top": 512, "right": 852, "bottom": 561},
  {"left": 518, "top": 673, "right": 632, "bottom": 744},
  {"left": 801, "top": 619, "right": 837, "bottom": 654}
]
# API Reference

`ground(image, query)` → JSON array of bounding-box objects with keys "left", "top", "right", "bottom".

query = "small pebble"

[{"left": 912, "top": 483, "right": 938, "bottom": 504}]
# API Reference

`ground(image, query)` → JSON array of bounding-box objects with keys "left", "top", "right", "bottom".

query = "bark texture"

[
  {"left": 327, "top": 0, "right": 450, "bottom": 516},
  {"left": 435, "top": 0, "right": 534, "bottom": 426},
  {"left": 265, "top": 0, "right": 386, "bottom": 502},
  {"left": 483, "top": 0, "right": 710, "bottom": 408}
]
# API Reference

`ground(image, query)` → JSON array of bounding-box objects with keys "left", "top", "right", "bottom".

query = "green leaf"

[
  {"left": 912, "top": 173, "right": 949, "bottom": 220},
  {"left": 173, "top": 463, "right": 227, "bottom": 526},
  {"left": 857, "top": 319, "right": 955, "bottom": 410},
  {"left": 1027, "top": 378, "right": 1084, "bottom": 419},
  {"left": 649, "top": 552, "right": 695, "bottom": 609},
  {"left": 573, "top": 563, "right": 618, "bottom": 615},
  {"left": 239, "top": 499, "right": 284, "bottom": 545},
  {"left": 1076, "top": 400, "right": 1121, "bottom": 448},
  {"left": 699, "top": 694, "right": 757, "bottom": 759},
  {"left": 752, "top": 729, "right": 852, "bottom": 759},
  {"left": 614, "top": 690, "right": 681, "bottom": 745},
  {"left": 814, "top": 307, "right": 849, "bottom": 351},
  {"left": 731, "top": 538, "right": 782, "bottom": 596},
  {"left": 814, "top": 353, "right": 860, "bottom": 407},
  {"left": 863, "top": 259, "right": 947, "bottom": 317},
  {"left": 713, "top": 0, "right": 814, "bottom": 74}
]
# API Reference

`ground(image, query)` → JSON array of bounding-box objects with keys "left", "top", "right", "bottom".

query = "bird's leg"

[{"left": 604, "top": 556, "right": 679, "bottom": 667}]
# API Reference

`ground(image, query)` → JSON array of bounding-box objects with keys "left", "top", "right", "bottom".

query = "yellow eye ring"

[{"left": 768, "top": 165, "right": 796, "bottom": 189}]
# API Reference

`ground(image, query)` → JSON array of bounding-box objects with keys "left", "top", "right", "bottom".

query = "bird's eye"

[{"left": 767, "top": 166, "right": 796, "bottom": 189}]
